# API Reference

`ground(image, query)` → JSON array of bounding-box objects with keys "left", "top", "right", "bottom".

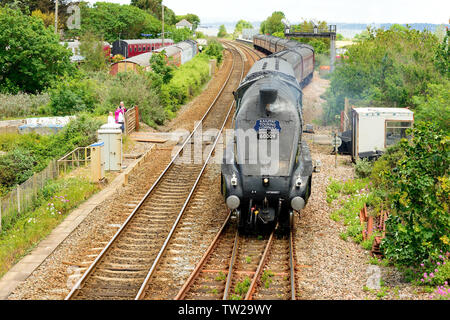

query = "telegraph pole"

[
  {"left": 162, "top": 4, "right": 165, "bottom": 47},
  {"left": 54, "top": 0, "right": 58, "bottom": 34}
]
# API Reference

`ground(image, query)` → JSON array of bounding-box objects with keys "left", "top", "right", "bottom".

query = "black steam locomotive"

[{"left": 221, "top": 36, "right": 315, "bottom": 233}]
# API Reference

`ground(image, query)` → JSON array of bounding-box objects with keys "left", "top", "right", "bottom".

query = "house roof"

[{"left": 176, "top": 19, "right": 193, "bottom": 27}]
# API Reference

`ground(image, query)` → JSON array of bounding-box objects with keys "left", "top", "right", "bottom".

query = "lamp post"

[
  {"left": 54, "top": 0, "right": 58, "bottom": 34},
  {"left": 161, "top": 3, "right": 165, "bottom": 47}
]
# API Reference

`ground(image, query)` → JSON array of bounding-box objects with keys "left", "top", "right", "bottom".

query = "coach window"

[{"left": 385, "top": 121, "right": 412, "bottom": 147}]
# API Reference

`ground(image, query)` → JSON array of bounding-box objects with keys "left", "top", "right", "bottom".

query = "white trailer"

[{"left": 351, "top": 107, "right": 414, "bottom": 160}]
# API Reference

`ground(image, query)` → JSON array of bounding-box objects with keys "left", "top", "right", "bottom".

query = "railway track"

[
  {"left": 233, "top": 40, "right": 265, "bottom": 64},
  {"left": 65, "top": 43, "right": 246, "bottom": 300},
  {"left": 174, "top": 222, "right": 297, "bottom": 300}
]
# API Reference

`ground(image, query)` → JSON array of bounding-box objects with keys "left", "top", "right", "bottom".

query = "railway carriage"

[
  {"left": 112, "top": 39, "right": 174, "bottom": 59},
  {"left": 252, "top": 35, "right": 314, "bottom": 86}
]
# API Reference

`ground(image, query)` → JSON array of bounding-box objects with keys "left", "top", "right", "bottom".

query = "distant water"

[{"left": 197, "top": 22, "right": 448, "bottom": 39}]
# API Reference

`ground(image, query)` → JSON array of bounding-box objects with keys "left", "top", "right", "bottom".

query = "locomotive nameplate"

[{"left": 254, "top": 118, "right": 281, "bottom": 140}]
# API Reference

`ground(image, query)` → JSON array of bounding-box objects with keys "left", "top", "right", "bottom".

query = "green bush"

[
  {"left": 205, "top": 40, "right": 224, "bottom": 64},
  {"left": 0, "top": 115, "right": 102, "bottom": 194},
  {"left": 0, "top": 148, "right": 35, "bottom": 189},
  {"left": 413, "top": 81, "right": 450, "bottom": 134},
  {"left": 354, "top": 158, "right": 373, "bottom": 178},
  {"left": 323, "top": 26, "right": 444, "bottom": 124},
  {"left": 99, "top": 71, "right": 166, "bottom": 127},
  {"left": 378, "top": 122, "right": 449, "bottom": 267},
  {"left": 49, "top": 78, "right": 99, "bottom": 115},
  {"left": 161, "top": 54, "right": 211, "bottom": 116}
]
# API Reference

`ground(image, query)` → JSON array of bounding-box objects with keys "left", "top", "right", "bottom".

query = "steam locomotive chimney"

[{"left": 259, "top": 88, "right": 278, "bottom": 113}]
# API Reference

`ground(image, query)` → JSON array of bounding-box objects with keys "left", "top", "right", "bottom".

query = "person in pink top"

[{"left": 115, "top": 101, "right": 126, "bottom": 132}]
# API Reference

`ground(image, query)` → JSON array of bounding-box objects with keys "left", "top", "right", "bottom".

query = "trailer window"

[{"left": 386, "top": 121, "right": 412, "bottom": 146}]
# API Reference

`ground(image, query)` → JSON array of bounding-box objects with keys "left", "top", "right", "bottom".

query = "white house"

[
  {"left": 351, "top": 107, "right": 414, "bottom": 160},
  {"left": 176, "top": 19, "right": 193, "bottom": 30}
]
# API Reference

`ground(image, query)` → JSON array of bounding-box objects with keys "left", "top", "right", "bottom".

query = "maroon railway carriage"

[{"left": 111, "top": 39, "right": 174, "bottom": 59}]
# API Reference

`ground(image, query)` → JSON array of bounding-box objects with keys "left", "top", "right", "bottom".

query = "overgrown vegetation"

[
  {"left": 0, "top": 115, "right": 101, "bottom": 195},
  {"left": 259, "top": 11, "right": 334, "bottom": 55},
  {"left": 327, "top": 122, "right": 449, "bottom": 298},
  {"left": 0, "top": 176, "right": 99, "bottom": 277},
  {"left": 322, "top": 26, "right": 449, "bottom": 131},
  {"left": 160, "top": 53, "right": 211, "bottom": 118},
  {"left": 0, "top": 93, "right": 49, "bottom": 119},
  {"left": 0, "top": 8, "right": 74, "bottom": 94},
  {"left": 0, "top": 4, "right": 221, "bottom": 129}
]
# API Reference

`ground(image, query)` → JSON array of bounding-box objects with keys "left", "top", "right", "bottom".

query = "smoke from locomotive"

[{"left": 221, "top": 36, "right": 315, "bottom": 233}]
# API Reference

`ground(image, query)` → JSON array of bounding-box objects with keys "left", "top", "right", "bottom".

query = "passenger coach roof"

[
  {"left": 125, "top": 52, "right": 153, "bottom": 66},
  {"left": 120, "top": 39, "right": 174, "bottom": 44}
]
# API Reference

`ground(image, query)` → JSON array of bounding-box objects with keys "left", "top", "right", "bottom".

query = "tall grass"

[{"left": 0, "top": 93, "right": 49, "bottom": 119}]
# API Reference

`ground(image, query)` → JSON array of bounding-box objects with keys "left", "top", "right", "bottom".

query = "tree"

[
  {"left": 290, "top": 20, "right": 330, "bottom": 54},
  {"left": 79, "top": 31, "right": 108, "bottom": 72},
  {"left": 323, "top": 27, "right": 444, "bottom": 123},
  {"left": 130, "top": 0, "right": 177, "bottom": 25},
  {"left": 205, "top": 40, "right": 223, "bottom": 64},
  {"left": 149, "top": 51, "right": 174, "bottom": 87},
  {"left": 233, "top": 19, "right": 253, "bottom": 38},
  {"left": 31, "top": 9, "right": 56, "bottom": 28},
  {"left": 80, "top": 2, "right": 162, "bottom": 43},
  {"left": 168, "top": 26, "right": 193, "bottom": 42},
  {"left": 260, "top": 11, "right": 285, "bottom": 35},
  {"left": 434, "top": 28, "right": 449, "bottom": 78},
  {"left": 376, "top": 122, "right": 449, "bottom": 267},
  {"left": 3, "top": 0, "right": 71, "bottom": 27},
  {"left": 413, "top": 81, "right": 450, "bottom": 133},
  {"left": 217, "top": 24, "right": 227, "bottom": 38},
  {"left": 0, "top": 7, "right": 74, "bottom": 94},
  {"left": 235, "top": 20, "right": 253, "bottom": 33}
]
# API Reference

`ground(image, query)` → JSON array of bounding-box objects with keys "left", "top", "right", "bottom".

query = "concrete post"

[{"left": 330, "top": 33, "right": 336, "bottom": 72}]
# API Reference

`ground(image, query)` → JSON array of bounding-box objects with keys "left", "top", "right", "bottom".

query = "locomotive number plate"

[{"left": 257, "top": 131, "right": 278, "bottom": 140}]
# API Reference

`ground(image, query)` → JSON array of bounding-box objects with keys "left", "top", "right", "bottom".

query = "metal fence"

[{"left": 0, "top": 160, "right": 58, "bottom": 230}]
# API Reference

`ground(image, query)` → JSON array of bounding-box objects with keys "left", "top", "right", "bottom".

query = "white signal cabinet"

[
  {"left": 97, "top": 123, "right": 122, "bottom": 171},
  {"left": 351, "top": 108, "right": 414, "bottom": 160}
]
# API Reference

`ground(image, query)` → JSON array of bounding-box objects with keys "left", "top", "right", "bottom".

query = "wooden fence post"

[
  {"left": 135, "top": 106, "right": 139, "bottom": 131},
  {"left": 17, "top": 185, "right": 21, "bottom": 213}
]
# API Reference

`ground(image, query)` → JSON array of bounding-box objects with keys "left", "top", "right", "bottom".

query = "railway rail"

[
  {"left": 65, "top": 42, "right": 245, "bottom": 300},
  {"left": 174, "top": 222, "right": 297, "bottom": 300},
  {"left": 234, "top": 41, "right": 265, "bottom": 63}
]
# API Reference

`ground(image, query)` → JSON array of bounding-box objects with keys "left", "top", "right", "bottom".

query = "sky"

[{"left": 87, "top": 0, "right": 449, "bottom": 24}]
